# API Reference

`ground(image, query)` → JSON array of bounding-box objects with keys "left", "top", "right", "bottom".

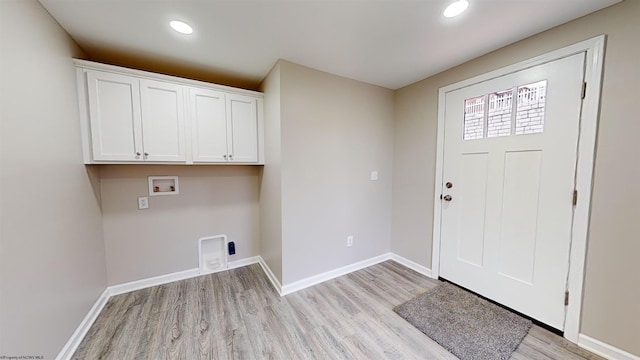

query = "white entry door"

[{"left": 439, "top": 52, "right": 586, "bottom": 330}]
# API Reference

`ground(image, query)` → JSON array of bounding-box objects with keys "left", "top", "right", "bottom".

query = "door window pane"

[
  {"left": 516, "top": 81, "right": 547, "bottom": 135},
  {"left": 464, "top": 96, "right": 485, "bottom": 140},
  {"left": 487, "top": 89, "right": 513, "bottom": 138}
]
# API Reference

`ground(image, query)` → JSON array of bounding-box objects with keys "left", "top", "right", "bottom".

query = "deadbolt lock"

[
  {"left": 443, "top": 195, "right": 452, "bottom": 201},
  {"left": 445, "top": 182, "right": 453, "bottom": 189}
]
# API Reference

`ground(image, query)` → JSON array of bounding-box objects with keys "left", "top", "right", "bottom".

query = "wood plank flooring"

[{"left": 73, "top": 261, "right": 604, "bottom": 359}]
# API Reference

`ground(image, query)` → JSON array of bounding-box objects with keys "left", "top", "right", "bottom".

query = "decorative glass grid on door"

[
  {"left": 463, "top": 80, "right": 547, "bottom": 140},
  {"left": 464, "top": 96, "right": 485, "bottom": 140},
  {"left": 488, "top": 89, "right": 514, "bottom": 138},
  {"left": 516, "top": 81, "right": 547, "bottom": 135}
]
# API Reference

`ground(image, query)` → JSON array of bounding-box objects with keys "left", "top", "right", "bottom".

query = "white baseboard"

[
  {"left": 389, "top": 253, "right": 434, "bottom": 278},
  {"left": 258, "top": 256, "right": 283, "bottom": 295},
  {"left": 228, "top": 256, "right": 261, "bottom": 270},
  {"left": 280, "top": 253, "right": 392, "bottom": 295},
  {"left": 578, "top": 334, "right": 640, "bottom": 360},
  {"left": 108, "top": 268, "right": 201, "bottom": 296},
  {"left": 55, "top": 288, "right": 110, "bottom": 360},
  {"left": 108, "top": 257, "right": 262, "bottom": 296}
]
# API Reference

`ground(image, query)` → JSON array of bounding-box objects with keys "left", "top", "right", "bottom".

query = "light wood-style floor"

[{"left": 73, "top": 261, "right": 603, "bottom": 359}]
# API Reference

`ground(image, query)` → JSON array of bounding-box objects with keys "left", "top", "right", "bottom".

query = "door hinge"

[
  {"left": 564, "top": 291, "right": 570, "bottom": 306},
  {"left": 581, "top": 82, "right": 587, "bottom": 99},
  {"left": 572, "top": 190, "right": 578, "bottom": 206}
]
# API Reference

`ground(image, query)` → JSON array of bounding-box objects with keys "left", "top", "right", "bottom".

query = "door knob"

[
  {"left": 443, "top": 195, "right": 452, "bottom": 201},
  {"left": 446, "top": 182, "right": 453, "bottom": 189}
]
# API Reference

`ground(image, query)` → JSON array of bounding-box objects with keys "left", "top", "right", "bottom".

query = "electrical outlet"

[
  {"left": 137, "top": 196, "right": 149, "bottom": 210},
  {"left": 347, "top": 235, "right": 353, "bottom": 247}
]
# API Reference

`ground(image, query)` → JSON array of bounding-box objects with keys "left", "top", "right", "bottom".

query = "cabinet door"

[
  {"left": 189, "top": 88, "right": 229, "bottom": 162},
  {"left": 140, "top": 79, "right": 187, "bottom": 162},
  {"left": 227, "top": 94, "right": 258, "bottom": 163},
  {"left": 86, "top": 70, "right": 143, "bottom": 161}
]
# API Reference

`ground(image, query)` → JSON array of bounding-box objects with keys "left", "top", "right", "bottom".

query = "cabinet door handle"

[
  {"left": 144, "top": 152, "right": 149, "bottom": 157},
  {"left": 136, "top": 152, "right": 141, "bottom": 156},
  {"left": 223, "top": 155, "right": 227, "bottom": 159},
  {"left": 229, "top": 154, "right": 233, "bottom": 159}
]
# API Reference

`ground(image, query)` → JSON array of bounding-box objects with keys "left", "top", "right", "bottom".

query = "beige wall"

[
  {"left": 0, "top": 0, "right": 107, "bottom": 358},
  {"left": 391, "top": 1, "right": 640, "bottom": 355},
  {"left": 258, "top": 63, "right": 284, "bottom": 283},
  {"left": 100, "top": 165, "right": 260, "bottom": 285},
  {"left": 391, "top": 85, "right": 437, "bottom": 267},
  {"left": 279, "top": 61, "right": 395, "bottom": 284}
]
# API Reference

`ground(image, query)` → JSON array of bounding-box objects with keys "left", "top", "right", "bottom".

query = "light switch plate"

[
  {"left": 137, "top": 196, "right": 149, "bottom": 210},
  {"left": 370, "top": 171, "right": 379, "bottom": 181}
]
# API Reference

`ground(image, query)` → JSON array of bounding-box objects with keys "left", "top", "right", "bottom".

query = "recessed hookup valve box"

[
  {"left": 148, "top": 176, "right": 179, "bottom": 196},
  {"left": 228, "top": 241, "right": 236, "bottom": 255}
]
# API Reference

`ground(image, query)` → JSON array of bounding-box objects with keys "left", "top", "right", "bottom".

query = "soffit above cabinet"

[{"left": 74, "top": 60, "right": 263, "bottom": 99}]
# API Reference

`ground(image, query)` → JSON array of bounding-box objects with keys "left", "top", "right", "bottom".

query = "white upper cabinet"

[
  {"left": 190, "top": 88, "right": 228, "bottom": 162},
  {"left": 139, "top": 79, "right": 186, "bottom": 162},
  {"left": 227, "top": 94, "right": 258, "bottom": 163},
  {"left": 85, "top": 70, "right": 186, "bottom": 162},
  {"left": 86, "top": 70, "right": 142, "bottom": 161},
  {"left": 76, "top": 60, "right": 263, "bottom": 164},
  {"left": 190, "top": 89, "right": 258, "bottom": 163}
]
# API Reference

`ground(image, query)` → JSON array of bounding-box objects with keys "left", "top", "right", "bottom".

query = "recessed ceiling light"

[
  {"left": 169, "top": 20, "right": 193, "bottom": 35},
  {"left": 443, "top": 0, "right": 469, "bottom": 18}
]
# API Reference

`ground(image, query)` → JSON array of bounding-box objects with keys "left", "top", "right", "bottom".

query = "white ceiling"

[{"left": 38, "top": 0, "right": 620, "bottom": 90}]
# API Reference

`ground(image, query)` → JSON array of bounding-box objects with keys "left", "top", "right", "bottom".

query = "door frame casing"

[{"left": 431, "top": 35, "right": 606, "bottom": 343}]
